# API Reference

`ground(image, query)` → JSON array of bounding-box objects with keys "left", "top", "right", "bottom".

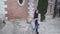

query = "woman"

[{"left": 34, "top": 10, "right": 39, "bottom": 34}]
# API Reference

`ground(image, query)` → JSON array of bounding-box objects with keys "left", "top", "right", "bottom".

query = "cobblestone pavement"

[{"left": 0, "top": 15, "right": 60, "bottom": 34}]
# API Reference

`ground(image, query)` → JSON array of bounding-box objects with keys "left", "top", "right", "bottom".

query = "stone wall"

[{"left": 46, "top": 0, "right": 55, "bottom": 15}]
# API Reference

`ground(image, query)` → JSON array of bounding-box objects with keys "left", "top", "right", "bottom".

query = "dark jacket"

[{"left": 34, "top": 10, "right": 38, "bottom": 19}]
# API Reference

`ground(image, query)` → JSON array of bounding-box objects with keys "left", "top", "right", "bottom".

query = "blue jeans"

[{"left": 35, "top": 20, "right": 39, "bottom": 34}]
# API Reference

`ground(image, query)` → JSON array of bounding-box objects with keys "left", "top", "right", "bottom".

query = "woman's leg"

[{"left": 36, "top": 28, "right": 39, "bottom": 34}]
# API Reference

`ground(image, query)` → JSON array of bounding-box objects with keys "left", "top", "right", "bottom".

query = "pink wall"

[{"left": 6, "top": 0, "right": 28, "bottom": 20}]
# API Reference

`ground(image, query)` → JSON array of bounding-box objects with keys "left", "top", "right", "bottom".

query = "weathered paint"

[{"left": 6, "top": 0, "right": 28, "bottom": 20}]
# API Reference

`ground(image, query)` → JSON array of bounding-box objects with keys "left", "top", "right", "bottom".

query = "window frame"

[{"left": 18, "top": 0, "right": 25, "bottom": 6}]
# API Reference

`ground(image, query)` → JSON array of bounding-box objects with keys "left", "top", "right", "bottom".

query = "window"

[
  {"left": 19, "top": 0, "right": 23, "bottom": 4},
  {"left": 18, "top": 0, "right": 25, "bottom": 6}
]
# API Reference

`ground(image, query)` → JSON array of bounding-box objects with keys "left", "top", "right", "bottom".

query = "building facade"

[
  {"left": 0, "top": 0, "right": 7, "bottom": 21},
  {"left": 47, "top": 0, "right": 55, "bottom": 15},
  {"left": 0, "top": 0, "right": 38, "bottom": 21}
]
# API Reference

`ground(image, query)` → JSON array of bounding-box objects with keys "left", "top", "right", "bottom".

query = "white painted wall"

[{"left": 0, "top": 0, "right": 7, "bottom": 20}]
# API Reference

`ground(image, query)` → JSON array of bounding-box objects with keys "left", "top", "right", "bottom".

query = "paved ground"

[
  {"left": 0, "top": 15, "right": 60, "bottom": 34},
  {"left": 0, "top": 19, "right": 5, "bottom": 30},
  {"left": 39, "top": 15, "right": 60, "bottom": 34}
]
